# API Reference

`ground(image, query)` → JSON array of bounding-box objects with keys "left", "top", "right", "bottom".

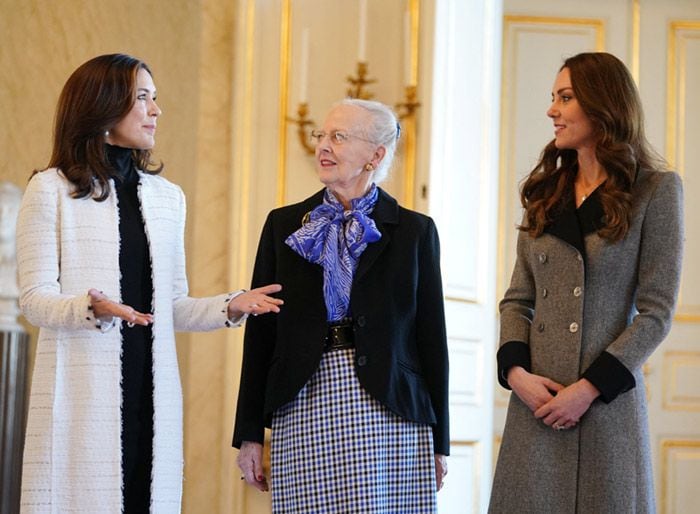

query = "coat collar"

[{"left": 544, "top": 186, "right": 606, "bottom": 261}]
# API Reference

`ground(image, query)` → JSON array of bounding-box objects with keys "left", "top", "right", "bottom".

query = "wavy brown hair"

[
  {"left": 38, "top": 53, "right": 162, "bottom": 201},
  {"left": 520, "top": 52, "right": 666, "bottom": 241}
]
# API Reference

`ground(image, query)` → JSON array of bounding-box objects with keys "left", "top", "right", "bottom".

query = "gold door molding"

[
  {"left": 667, "top": 20, "right": 700, "bottom": 322},
  {"left": 660, "top": 438, "right": 700, "bottom": 514}
]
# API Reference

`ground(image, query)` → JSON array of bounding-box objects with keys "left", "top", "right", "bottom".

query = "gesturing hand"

[
  {"left": 507, "top": 366, "right": 564, "bottom": 413},
  {"left": 88, "top": 289, "right": 153, "bottom": 326},
  {"left": 237, "top": 441, "right": 269, "bottom": 492},
  {"left": 228, "top": 284, "right": 284, "bottom": 319}
]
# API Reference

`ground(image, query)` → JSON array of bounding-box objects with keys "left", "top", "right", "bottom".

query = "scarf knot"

[{"left": 285, "top": 185, "right": 381, "bottom": 321}]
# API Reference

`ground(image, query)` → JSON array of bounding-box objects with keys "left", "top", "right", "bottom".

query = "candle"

[
  {"left": 404, "top": 10, "right": 411, "bottom": 85},
  {"left": 299, "top": 27, "right": 309, "bottom": 103},
  {"left": 358, "top": 0, "right": 367, "bottom": 62}
]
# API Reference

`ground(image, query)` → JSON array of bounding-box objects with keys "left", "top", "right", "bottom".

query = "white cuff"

[{"left": 223, "top": 290, "right": 248, "bottom": 328}]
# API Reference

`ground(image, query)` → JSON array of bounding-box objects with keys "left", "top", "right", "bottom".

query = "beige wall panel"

[
  {"left": 667, "top": 23, "right": 700, "bottom": 319},
  {"left": 660, "top": 440, "right": 700, "bottom": 514},
  {"left": 663, "top": 351, "right": 700, "bottom": 411}
]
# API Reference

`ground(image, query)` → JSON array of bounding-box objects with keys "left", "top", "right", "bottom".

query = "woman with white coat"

[{"left": 16, "top": 53, "right": 283, "bottom": 513}]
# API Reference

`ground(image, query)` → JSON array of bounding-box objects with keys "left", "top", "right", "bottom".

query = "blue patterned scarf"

[{"left": 285, "top": 184, "right": 381, "bottom": 321}]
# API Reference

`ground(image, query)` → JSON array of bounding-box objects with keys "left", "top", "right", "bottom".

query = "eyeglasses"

[{"left": 310, "top": 129, "right": 376, "bottom": 146}]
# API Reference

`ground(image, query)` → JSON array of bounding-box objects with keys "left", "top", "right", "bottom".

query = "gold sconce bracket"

[
  {"left": 346, "top": 61, "right": 377, "bottom": 100},
  {"left": 286, "top": 102, "right": 316, "bottom": 156},
  {"left": 395, "top": 85, "right": 421, "bottom": 120}
]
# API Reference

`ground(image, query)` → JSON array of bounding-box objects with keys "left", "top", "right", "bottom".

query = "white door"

[
  {"left": 417, "top": 0, "right": 503, "bottom": 511},
  {"left": 497, "top": 2, "right": 700, "bottom": 513}
]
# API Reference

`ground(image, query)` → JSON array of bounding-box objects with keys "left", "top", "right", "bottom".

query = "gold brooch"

[{"left": 301, "top": 211, "right": 311, "bottom": 226}]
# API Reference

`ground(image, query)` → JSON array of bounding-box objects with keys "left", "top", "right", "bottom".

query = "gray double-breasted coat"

[{"left": 489, "top": 169, "right": 683, "bottom": 514}]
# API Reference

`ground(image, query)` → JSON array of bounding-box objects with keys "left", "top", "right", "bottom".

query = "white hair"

[{"left": 336, "top": 98, "right": 400, "bottom": 183}]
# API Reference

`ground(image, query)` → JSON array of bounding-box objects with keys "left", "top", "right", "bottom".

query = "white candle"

[
  {"left": 358, "top": 0, "right": 367, "bottom": 62},
  {"left": 404, "top": 10, "right": 411, "bottom": 85},
  {"left": 299, "top": 27, "right": 309, "bottom": 103}
]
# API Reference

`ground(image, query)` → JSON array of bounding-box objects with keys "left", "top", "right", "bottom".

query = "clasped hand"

[{"left": 507, "top": 366, "right": 599, "bottom": 431}]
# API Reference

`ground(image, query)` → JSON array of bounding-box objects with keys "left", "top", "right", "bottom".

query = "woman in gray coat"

[{"left": 489, "top": 52, "right": 683, "bottom": 513}]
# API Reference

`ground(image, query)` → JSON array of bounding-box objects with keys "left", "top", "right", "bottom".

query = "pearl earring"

[{"left": 104, "top": 130, "right": 110, "bottom": 137}]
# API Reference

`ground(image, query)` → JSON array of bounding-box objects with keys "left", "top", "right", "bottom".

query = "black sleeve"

[
  {"left": 415, "top": 218, "right": 450, "bottom": 455},
  {"left": 496, "top": 341, "right": 531, "bottom": 389},
  {"left": 232, "top": 213, "right": 278, "bottom": 448},
  {"left": 581, "top": 351, "right": 636, "bottom": 403}
]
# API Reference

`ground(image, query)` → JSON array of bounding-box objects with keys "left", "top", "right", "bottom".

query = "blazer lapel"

[{"left": 354, "top": 188, "right": 399, "bottom": 283}]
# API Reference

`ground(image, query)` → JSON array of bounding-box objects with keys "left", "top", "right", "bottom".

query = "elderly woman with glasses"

[{"left": 233, "top": 98, "right": 449, "bottom": 512}]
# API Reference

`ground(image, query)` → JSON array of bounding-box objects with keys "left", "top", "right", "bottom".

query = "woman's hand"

[
  {"left": 507, "top": 366, "right": 564, "bottom": 413},
  {"left": 534, "top": 378, "right": 599, "bottom": 430},
  {"left": 237, "top": 441, "right": 269, "bottom": 492},
  {"left": 434, "top": 454, "right": 448, "bottom": 491},
  {"left": 228, "top": 284, "right": 284, "bottom": 319},
  {"left": 88, "top": 289, "right": 153, "bottom": 326}
]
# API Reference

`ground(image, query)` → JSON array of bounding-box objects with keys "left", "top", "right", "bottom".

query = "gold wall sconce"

[{"left": 287, "top": 61, "right": 421, "bottom": 156}]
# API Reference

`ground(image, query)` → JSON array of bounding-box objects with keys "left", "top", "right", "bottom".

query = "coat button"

[
  {"left": 576, "top": 253, "right": 583, "bottom": 262},
  {"left": 538, "top": 322, "right": 545, "bottom": 332},
  {"left": 357, "top": 355, "right": 368, "bottom": 366},
  {"left": 356, "top": 316, "right": 366, "bottom": 327},
  {"left": 569, "top": 322, "right": 579, "bottom": 333},
  {"left": 538, "top": 253, "right": 547, "bottom": 264},
  {"left": 573, "top": 286, "right": 582, "bottom": 297},
  {"left": 542, "top": 288, "right": 548, "bottom": 298}
]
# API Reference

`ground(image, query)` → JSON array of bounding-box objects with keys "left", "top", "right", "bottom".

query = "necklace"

[{"left": 576, "top": 178, "right": 605, "bottom": 202}]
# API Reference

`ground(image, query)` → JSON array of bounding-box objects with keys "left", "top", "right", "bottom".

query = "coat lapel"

[
  {"left": 544, "top": 186, "right": 606, "bottom": 262},
  {"left": 354, "top": 188, "right": 399, "bottom": 283}
]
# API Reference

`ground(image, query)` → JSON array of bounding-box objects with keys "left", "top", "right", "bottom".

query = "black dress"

[{"left": 106, "top": 144, "right": 154, "bottom": 513}]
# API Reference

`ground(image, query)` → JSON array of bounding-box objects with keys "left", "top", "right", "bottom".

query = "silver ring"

[
  {"left": 127, "top": 321, "right": 135, "bottom": 328},
  {"left": 555, "top": 425, "right": 565, "bottom": 431}
]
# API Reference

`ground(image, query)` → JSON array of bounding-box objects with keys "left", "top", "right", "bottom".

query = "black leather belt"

[{"left": 324, "top": 319, "right": 355, "bottom": 352}]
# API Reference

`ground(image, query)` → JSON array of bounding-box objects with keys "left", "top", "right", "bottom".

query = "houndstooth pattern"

[{"left": 271, "top": 348, "right": 436, "bottom": 514}]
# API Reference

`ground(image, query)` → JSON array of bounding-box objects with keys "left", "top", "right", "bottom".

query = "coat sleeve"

[
  {"left": 232, "top": 212, "right": 278, "bottom": 448},
  {"left": 582, "top": 171, "right": 684, "bottom": 402},
  {"left": 16, "top": 173, "right": 98, "bottom": 331},
  {"left": 415, "top": 218, "right": 450, "bottom": 455},
  {"left": 496, "top": 227, "right": 536, "bottom": 388},
  {"left": 170, "top": 187, "right": 246, "bottom": 331}
]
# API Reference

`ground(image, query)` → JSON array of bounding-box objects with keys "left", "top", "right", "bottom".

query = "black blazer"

[{"left": 232, "top": 188, "right": 449, "bottom": 454}]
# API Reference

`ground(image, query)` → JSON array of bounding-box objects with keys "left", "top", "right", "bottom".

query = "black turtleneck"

[{"left": 105, "top": 144, "right": 153, "bottom": 512}]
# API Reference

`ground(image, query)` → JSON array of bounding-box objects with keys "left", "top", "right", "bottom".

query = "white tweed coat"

[
  {"left": 489, "top": 169, "right": 684, "bottom": 514},
  {"left": 16, "top": 168, "right": 240, "bottom": 513}
]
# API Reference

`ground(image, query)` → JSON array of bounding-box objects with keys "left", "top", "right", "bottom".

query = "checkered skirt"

[{"left": 271, "top": 348, "right": 436, "bottom": 513}]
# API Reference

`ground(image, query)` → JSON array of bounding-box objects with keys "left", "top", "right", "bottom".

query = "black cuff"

[
  {"left": 496, "top": 341, "right": 531, "bottom": 390},
  {"left": 581, "top": 351, "right": 636, "bottom": 403}
]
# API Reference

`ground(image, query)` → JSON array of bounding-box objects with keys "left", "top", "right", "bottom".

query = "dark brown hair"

[
  {"left": 520, "top": 52, "right": 666, "bottom": 241},
  {"left": 40, "top": 53, "right": 162, "bottom": 201}
]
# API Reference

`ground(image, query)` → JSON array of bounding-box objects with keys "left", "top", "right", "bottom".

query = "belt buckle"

[{"left": 330, "top": 326, "right": 343, "bottom": 345}]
